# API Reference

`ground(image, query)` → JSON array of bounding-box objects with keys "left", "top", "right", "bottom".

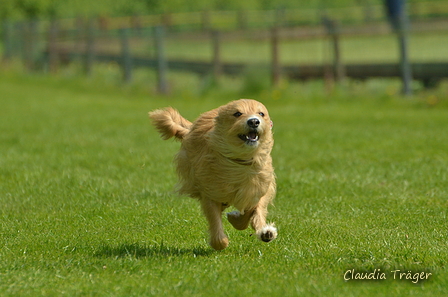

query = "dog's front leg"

[
  {"left": 200, "top": 198, "right": 229, "bottom": 250},
  {"left": 250, "top": 194, "right": 277, "bottom": 243}
]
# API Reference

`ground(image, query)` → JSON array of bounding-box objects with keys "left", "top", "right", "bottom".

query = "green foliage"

[
  {"left": 0, "top": 71, "right": 447, "bottom": 295},
  {"left": 2, "top": 0, "right": 58, "bottom": 18},
  {"left": 1, "top": 0, "right": 442, "bottom": 20}
]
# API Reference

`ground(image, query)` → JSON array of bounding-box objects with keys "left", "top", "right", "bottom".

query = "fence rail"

[
  {"left": 43, "top": 50, "right": 448, "bottom": 86},
  {"left": 2, "top": 5, "right": 448, "bottom": 93}
]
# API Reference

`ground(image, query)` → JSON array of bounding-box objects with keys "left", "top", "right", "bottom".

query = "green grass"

[{"left": 1, "top": 70, "right": 448, "bottom": 296}]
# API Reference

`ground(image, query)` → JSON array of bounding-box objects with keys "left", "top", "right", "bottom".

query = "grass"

[{"left": 1, "top": 69, "right": 448, "bottom": 296}]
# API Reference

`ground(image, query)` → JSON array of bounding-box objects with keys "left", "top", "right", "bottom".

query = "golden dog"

[{"left": 149, "top": 99, "right": 277, "bottom": 250}]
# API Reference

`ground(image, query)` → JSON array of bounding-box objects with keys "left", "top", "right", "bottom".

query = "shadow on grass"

[{"left": 94, "top": 243, "right": 213, "bottom": 259}]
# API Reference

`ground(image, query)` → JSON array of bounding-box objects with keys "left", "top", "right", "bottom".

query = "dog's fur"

[{"left": 149, "top": 99, "right": 277, "bottom": 250}]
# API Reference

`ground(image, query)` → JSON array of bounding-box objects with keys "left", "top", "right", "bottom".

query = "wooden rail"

[{"left": 46, "top": 51, "right": 448, "bottom": 87}]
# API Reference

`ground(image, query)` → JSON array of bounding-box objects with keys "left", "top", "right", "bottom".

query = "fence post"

[
  {"left": 271, "top": 26, "right": 280, "bottom": 87},
  {"left": 2, "top": 20, "right": 13, "bottom": 62},
  {"left": 73, "top": 16, "right": 84, "bottom": 63},
  {"left": 22, "top": 21, "right": 30, "bottom": 70},
  {"left": 323, "top": 17, "right": 345, "bottom": 83},
  {"left": 211, "top": 30, "right": 222, "bottom": 80},
  {"left": 120, "top": 28, "right": 133, "bottom": 83},
  {"left": 385, "top": 0, "right": 412, "bottom": 96},
  {"left": 84, "top": 18, "right": 96, "bottom": 76},
  {"left": 154, "top": 26, "right": 168, "bottom": 94},
  {"left": 397, "top": 24, "right": 412, "bottom": 95},
  {"left": 23, "top": 19, "right": 39, "bottom": 71},
  {"left": 15, "top": 22, "right": 24, "bottom": 61},
  {"left": 48, "top": 19, "right": 59, "bottom": 73}
]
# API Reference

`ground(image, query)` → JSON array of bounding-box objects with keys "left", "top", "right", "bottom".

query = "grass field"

[{"left": 1, "top": 70, "right": 448, "bottom": 296}]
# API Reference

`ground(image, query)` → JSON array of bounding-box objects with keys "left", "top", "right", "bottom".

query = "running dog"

[{"left": 149, "top": 99, "right": 277, "bottom": 250}]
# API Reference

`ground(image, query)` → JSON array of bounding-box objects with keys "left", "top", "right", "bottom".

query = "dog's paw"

[
  {"left": 210, "top": 236, "right": 229, "bottom": 250},
  {"left": 256, "top": 223, "right": 277, "bottom": 242}
]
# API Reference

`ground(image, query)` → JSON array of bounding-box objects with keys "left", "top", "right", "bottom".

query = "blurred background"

[{"left": 1, "top": 0, "right": 447, "bottom": 95}]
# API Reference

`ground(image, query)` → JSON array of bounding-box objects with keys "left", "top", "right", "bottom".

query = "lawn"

[{"left": 1, "top": 71, "right": 448, "bottom": 296}]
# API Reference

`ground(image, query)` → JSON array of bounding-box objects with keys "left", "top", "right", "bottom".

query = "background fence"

[{"left": 2, "top": 2, "right": 448, "bottom": 93}]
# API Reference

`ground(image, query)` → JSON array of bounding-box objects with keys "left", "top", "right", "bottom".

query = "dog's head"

[{"left": 212, "top": 99, "right": 273, "bottom": 159}]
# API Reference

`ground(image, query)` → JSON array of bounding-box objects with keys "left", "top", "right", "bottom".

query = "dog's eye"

[
  {"left": 259, "top": 112, "right": 265, "bottom": 117},
  {"left": 233, "top": 112, "right": 242, "bottom": 117}
]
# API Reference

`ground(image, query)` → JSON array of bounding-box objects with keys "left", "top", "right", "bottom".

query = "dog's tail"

[{"left": 149, "top": 107, "right": 192, "bottom": 141}]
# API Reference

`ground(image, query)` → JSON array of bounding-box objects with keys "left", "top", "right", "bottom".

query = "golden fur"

[{"left": 149, "top": 99, "right": 277, "bottom": 250}]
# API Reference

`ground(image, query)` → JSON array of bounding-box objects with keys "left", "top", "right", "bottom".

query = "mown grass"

[{"left": 1, "top": 70, "right": 448, "bottom": 296}]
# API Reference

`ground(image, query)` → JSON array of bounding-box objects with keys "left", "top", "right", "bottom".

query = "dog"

[{"left": 149, "top": 99, "right": 277, "bottom": 250}]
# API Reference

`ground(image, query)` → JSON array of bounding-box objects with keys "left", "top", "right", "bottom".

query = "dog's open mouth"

[{"left": 238, "top": 130, "right": 259, "bottom": 144}]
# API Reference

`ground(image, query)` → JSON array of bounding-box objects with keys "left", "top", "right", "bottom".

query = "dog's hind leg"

[
  {"left": 227, "top": 209, "right": 254, "bottom": 230},
  {"left": 250, "top": 194, "right": 277, "bottom": 243},
  {"left": 200, "top": 199, "right": 229, "bottom": 250}
]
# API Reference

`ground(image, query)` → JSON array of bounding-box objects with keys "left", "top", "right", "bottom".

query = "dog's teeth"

[{"left": 240, "top": 133, "right": 259, "bottom": 143}]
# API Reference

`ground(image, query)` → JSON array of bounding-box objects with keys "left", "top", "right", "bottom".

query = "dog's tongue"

[{"left": 248, "top": 131, "right": 258, "bottom": 140}]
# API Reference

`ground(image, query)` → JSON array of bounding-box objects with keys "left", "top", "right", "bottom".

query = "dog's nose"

[{"left": 247, "top": 118, "right": 260, "bottom": 128}]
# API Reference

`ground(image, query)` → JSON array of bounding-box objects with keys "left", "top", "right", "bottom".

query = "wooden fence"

[{"left": 2, "top": 9, "right": 448, "bottom": 93}]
